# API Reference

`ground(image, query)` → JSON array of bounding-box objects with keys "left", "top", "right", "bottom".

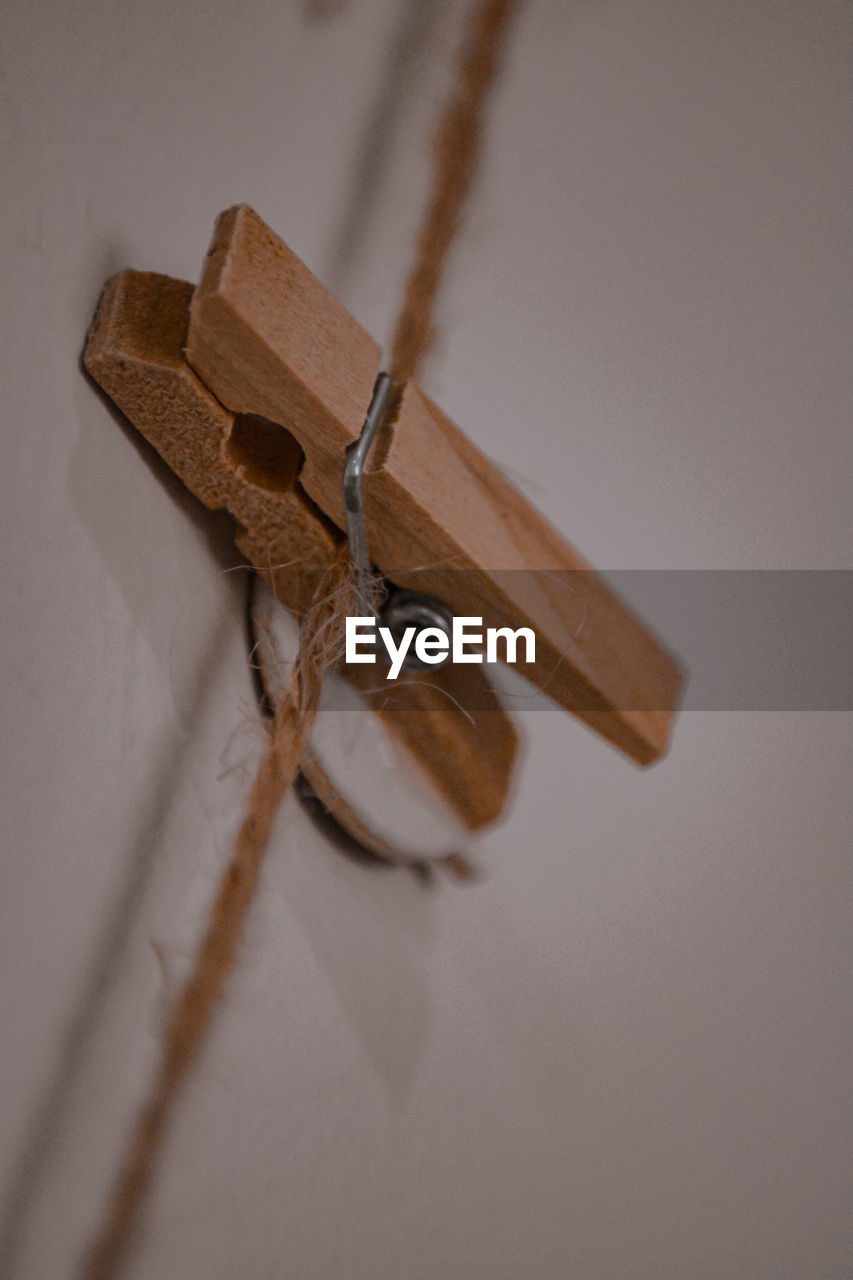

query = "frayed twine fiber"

[{"left": 80, "top": 2, "right": 518, "bottom": 1275}]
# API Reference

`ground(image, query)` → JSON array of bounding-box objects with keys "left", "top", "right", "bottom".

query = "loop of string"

[{"left": 80, "top": 3, "right": 519, "bottom": 1275}]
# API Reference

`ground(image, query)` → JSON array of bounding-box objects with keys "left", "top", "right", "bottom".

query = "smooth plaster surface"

[{"left": 1, "top": 1, "right": 851, "bottom": 1276}]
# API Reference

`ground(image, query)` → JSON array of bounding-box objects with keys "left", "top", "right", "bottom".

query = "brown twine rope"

[
  {"left": 389, "top": 0, "right": 517, "bottom": 387},
  {"left": 80, "top": 553, "right": 357, "bottom": 1280},
  {"left": 79, "top": 2, "right": 518, "bottom": 1275}
]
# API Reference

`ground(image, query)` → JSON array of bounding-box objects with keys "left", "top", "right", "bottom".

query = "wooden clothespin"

[
  {"left": 84, "top": 268, "right": 519, "bottom": 838},
  {"left": 187, "top": 205, "right": 681, "bottom": 763},
  {"left": 84, "top": 204, "right": 681, "bottom": 843}
]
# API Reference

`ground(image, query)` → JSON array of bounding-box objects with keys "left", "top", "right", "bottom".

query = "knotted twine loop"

[{"left": 80, "top": 2, "right": 519, "bottom": 1275}]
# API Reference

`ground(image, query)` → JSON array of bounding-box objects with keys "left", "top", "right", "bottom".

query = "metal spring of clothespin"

[{"left": 343, "top": 371, "right": 454, "bottom": 670}]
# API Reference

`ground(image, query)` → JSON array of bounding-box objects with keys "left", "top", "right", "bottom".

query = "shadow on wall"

[
  {"left": 323, "top": 0, "right": 452, "bottom": 299},
  {"left": 269, "top": 809, "right": 438, "bottom": 1107},
  {"left": 0, "top": 358, "right": 244, "bottom": 1276}
]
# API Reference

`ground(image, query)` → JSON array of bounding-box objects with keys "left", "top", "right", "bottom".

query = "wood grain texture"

[
  {"left": 84, "top": 269, "right": 518, "bottom": 831},
  {"left": 187, "top": 205, "right": 682, "bottom": 763}
]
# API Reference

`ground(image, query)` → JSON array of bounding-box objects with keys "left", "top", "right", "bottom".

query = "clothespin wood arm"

[{"left": 187, "top": 205, "right": 682, "bottom": 765}]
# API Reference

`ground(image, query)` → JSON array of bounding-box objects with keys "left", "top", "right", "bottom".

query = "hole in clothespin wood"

[{"left": 226, "top": 414, "right": 304, "bottom": 493}]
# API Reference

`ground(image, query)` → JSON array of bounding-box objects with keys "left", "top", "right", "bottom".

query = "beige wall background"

[{"left": 1, "top": 1, "right": 851, "bottom": 1276}]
